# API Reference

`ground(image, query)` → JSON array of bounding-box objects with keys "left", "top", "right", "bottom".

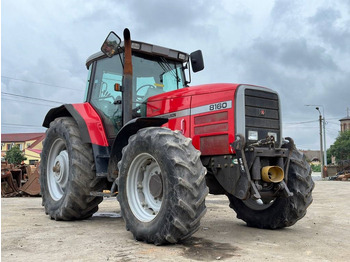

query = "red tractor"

[{"left": 41, "top": 29, "right": 314, "bottom": 245}]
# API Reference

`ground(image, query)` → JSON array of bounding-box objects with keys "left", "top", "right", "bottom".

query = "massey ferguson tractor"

[{"left": 41, "top": 29, "right": 314, "bottom": 245}]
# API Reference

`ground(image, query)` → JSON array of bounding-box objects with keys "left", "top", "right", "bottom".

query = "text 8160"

[{"left": 209, "top": 102, "right": 228, "bottom": 111}]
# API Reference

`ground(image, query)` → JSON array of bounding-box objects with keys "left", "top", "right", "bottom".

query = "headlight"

[
  {"left": 248, "top": 130, "right": 258, "bottom": 141},
  {"left": 131, "top": 42, "right": 141, "bottom": 49},
  {"left": 178, "top": 53, "right": 186, "bottom": 60}
]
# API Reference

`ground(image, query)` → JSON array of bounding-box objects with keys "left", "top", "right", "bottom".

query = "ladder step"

[{"left": 90, "top": 190, "right": 118, "bottom": 197}]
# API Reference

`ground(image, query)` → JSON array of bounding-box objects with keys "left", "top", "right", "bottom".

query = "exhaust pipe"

[
  {"left": 261, "top": 166, "right": 284, "bottom": 183},
  {"left": 122, "top": 28, "right": 133, "bottom": 124}
]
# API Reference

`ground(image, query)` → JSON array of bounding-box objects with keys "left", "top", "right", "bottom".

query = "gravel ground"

[{"left": 1, "top": 180, "right": 350, "bottom": 261}]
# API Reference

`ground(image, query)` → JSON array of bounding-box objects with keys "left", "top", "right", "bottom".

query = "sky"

[{"left": 1, "top": 0, "right": 350, "bottom": 151}]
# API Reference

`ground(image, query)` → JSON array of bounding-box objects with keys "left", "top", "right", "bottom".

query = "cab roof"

[{"left": 86, "top": 40, "right": 189, "bottom": 69}]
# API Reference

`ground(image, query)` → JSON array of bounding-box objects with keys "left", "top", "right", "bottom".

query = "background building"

[
  {"left": 340, "top": 110, "right": 350, "bottom": 132},
  {"left": 1, "top": 133, "right": 45, "bottom": 164},
  {"left": 300, "top": 150, "right": 321, "bottom": 164}
]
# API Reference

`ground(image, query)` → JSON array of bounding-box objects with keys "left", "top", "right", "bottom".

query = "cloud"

[{"left": 308, "top": 7, "right": 350, "bottom": 52}]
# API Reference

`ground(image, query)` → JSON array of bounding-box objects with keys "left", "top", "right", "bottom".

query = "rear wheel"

[
  {"left": 40, "top": 117, "right": 106, "bottom": 220},
  {"left": 227, "top": 148, "right": 314, "bottom": 228},
  {"left": 117, "top": 127, "right": 208, "bottom": 245}
]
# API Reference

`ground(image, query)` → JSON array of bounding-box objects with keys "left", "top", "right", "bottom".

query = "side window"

[{"left": 90, "top": 56, "right": 123, "bottom": 136}]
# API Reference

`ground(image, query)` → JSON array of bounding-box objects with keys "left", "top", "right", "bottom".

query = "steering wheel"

[
  {"left": 97, "top": 95, "right": 114, "bottom": 101},
  {"left": 136, "top": 84, "right": 156, "bottom": 102}
]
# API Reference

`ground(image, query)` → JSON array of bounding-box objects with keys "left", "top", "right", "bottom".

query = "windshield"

[{"left": 132, "top": 53, "right": 185, "bottom": 104}]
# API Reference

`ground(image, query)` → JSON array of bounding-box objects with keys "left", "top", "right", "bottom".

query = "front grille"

[{"left": 244, "top": 89, "right": 280, "bottom": 146}]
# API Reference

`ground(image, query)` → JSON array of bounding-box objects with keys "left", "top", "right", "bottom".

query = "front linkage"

[{"left": 231, "top": 134, "right": 294, "bottom": 201}]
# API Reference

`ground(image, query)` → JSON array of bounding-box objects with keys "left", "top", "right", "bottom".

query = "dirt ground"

[{"left": 2, "top": 180, "right": 350, "bottom": 261}]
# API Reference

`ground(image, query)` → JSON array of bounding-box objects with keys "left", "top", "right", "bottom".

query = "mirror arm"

[{"left": 184, "top": 62, "right": 191, "bottom": 86}]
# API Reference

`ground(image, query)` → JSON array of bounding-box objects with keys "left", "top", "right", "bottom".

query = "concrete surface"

[{"left": 2, "top": 180, "right": 350, "bottom": 261}]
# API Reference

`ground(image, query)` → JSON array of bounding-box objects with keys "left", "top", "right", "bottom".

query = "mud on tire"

[
  {"left": 227, "top": 148, "right": 314, "bottom": 229},
  {"left": 117, "top": 127, "right": 208, "bottom": 245},
  {"left": 40, "top": 117, "right": 106, "bottom": 220}
]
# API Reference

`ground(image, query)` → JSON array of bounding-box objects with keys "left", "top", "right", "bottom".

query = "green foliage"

[
  {"left": 311, "top": 164, "right": 321, "bottom": 172},
  {"left": 327, "top": 130, "right": 350, "bottom": 161},
  {"left": 5, "top": 145, "right": 26, "bottom": 165},
  {"left": 326, "top": 150, "right": 332, "bottom": 165}
]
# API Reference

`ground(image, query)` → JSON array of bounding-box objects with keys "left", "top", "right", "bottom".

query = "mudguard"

[
  {"left": 43, "top": 103, "right": 110, "bottom": 176},
  {"left": 107, "top": 117, "right": 168, "bottom": 181},
  {"left": 43, "top": 104, "right": 167, "bottom": 180},
  {"left": 43, "top": 103, "right": 109, "bottom": 146}
]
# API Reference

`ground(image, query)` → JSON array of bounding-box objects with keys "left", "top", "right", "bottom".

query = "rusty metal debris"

[
  {"left": 328, "top": 171, "right": 350, "bottom": 181},
  {"left": 328, "top": 160, "right": 350, "bottom": 181},
  {"left": 1, "top": 161, "right": 41, "bottom": 197}
]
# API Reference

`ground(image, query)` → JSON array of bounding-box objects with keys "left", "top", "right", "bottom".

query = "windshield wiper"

[{"left": 159, "top": 58, "right": 180, "bottom": 83}]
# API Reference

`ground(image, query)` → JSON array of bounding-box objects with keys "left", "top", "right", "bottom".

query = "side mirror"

[
  {"left": 190, "top": 50, "right": 204, "bottom": 72},
  {"left": 101, "top": 31, "right": 121, "bottom": 58}
]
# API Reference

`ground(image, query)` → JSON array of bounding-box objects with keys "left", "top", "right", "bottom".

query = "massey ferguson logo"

[{"left": 259, "top": 109, "right": 266, "bottom": 116}]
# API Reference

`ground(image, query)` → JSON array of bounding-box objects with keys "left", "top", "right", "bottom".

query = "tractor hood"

[{"left": 146, "top": 83, "right": 273, "bottom": 102}]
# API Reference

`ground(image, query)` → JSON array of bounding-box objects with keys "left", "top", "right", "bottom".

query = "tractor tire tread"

[
  {"left": 227, "top": 149, "right": 314, "bottom": 229},
  {"left": 118, "top": 127, "right": 208, "bottom": 245}
]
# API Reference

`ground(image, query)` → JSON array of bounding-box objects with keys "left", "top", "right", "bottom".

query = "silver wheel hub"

[
  {"left": 47, "top": 138, "right": 69, "bottom": 201},
  {"left": 53, "top": 151, "right": 69, "bottom": 185},
  {"left": 127, "top": 153, "right": 163, "bottom": 222}
]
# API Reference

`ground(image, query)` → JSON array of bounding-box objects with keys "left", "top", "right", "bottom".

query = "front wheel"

[
  {"left": 117, "top": 127, "right": 208, "bottom": 245},
  {"left": 227, "top": 148, "right": 314, "bottom": 229}
]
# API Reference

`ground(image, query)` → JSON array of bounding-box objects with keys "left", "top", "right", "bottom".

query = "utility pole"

[
  {"left": 306, "top": 104, "right": 327, "bottom": 174},
  {"left": 316, "top": 107, "right": 324, "bottom": 178},
  {"left": 322, "top": 110, "right": 327, "bottom": 168}
]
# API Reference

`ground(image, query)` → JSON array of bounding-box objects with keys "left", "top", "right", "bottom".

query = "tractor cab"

[{"left": 84, "top": 31, "right": 204, "bottom": 142}]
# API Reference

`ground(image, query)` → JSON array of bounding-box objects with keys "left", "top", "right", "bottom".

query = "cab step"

[{"left": 90, "top": 190, "right": 118, "bottom": 197}]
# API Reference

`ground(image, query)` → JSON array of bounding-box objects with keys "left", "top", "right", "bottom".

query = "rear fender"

[
  {"left": 43, "top": 103, "right": 110, "bottom": 176},
  {"left": 43, "top": 103, "right": 109, "bottom": 146},
  {"left": 107, "top": 117, "right": 168, "bottom": 181}
]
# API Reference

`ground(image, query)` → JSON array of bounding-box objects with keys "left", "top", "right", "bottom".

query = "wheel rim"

[
  {"left": 243, "top": 198, "right": 275, "bottom": 211},
  {"left": 47, "top": 138, "right": 69, "bottom": 201},
  {"left": 126, "top": 153, "right": 163, "bottom": 222}
]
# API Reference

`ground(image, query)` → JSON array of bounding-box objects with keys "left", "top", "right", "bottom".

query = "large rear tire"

[
  {"left": 40, "top": 117, "right": 106, "bottom": 220},
  {"left": 227, "top": 148, "right": 314, "bottom": 229},
  {"left": 117, "top": 127, "right": 208, "bottom": 245}
]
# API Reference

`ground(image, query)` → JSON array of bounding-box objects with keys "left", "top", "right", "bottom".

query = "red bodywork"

[
  {"left": 72, "top": 103, "right": 109, "bottom": 147},
  {"left": 69, "top": 83, "right": 239, "bottom": 156},
  {"left": 147, "top": 83, "right": 239, "bottom": 155}
]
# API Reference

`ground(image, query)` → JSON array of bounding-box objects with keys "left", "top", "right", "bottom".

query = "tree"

[
  {"left": 5, "top": 145, "right": 26, "bottom": 165},
  {"left": 327, "top": 130, "right": 350, "bottom": 162}
]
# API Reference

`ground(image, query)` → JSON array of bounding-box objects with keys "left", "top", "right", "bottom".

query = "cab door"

[{"left": 88, "top": 56, "right": 123, "bottom": 144}]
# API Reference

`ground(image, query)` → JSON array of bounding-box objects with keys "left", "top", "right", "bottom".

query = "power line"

[
  {"left": 1, "top": 75, "right": 83, "bottom": 91},
  {"left": 2, "top": 92, "right": 65, "bottom": 104},
  {"left": 327, "top": 121, "right": 340, "bottom": 125},
  {"left": 284, "top": 125, "right": 319, "bottom": 129},
  {"left": 2, "top": 97, "right": 58, "bottom": 107},
  {"left": 284, "top": 120, "right": 318, "bottom": 125},
  {"left": 326, "top": 117, "right": 344, "bottom": 120}
]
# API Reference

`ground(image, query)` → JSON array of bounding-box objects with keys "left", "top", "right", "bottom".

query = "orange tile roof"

[
  {"left": 27, "top": 134, "right": 45, "bottom": 148},
  {"left": 26, "top": 148, "right": 42, "bottom": 154},
  {"left": 1, "top": 133, "right": 45, "bottom": 143}
]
